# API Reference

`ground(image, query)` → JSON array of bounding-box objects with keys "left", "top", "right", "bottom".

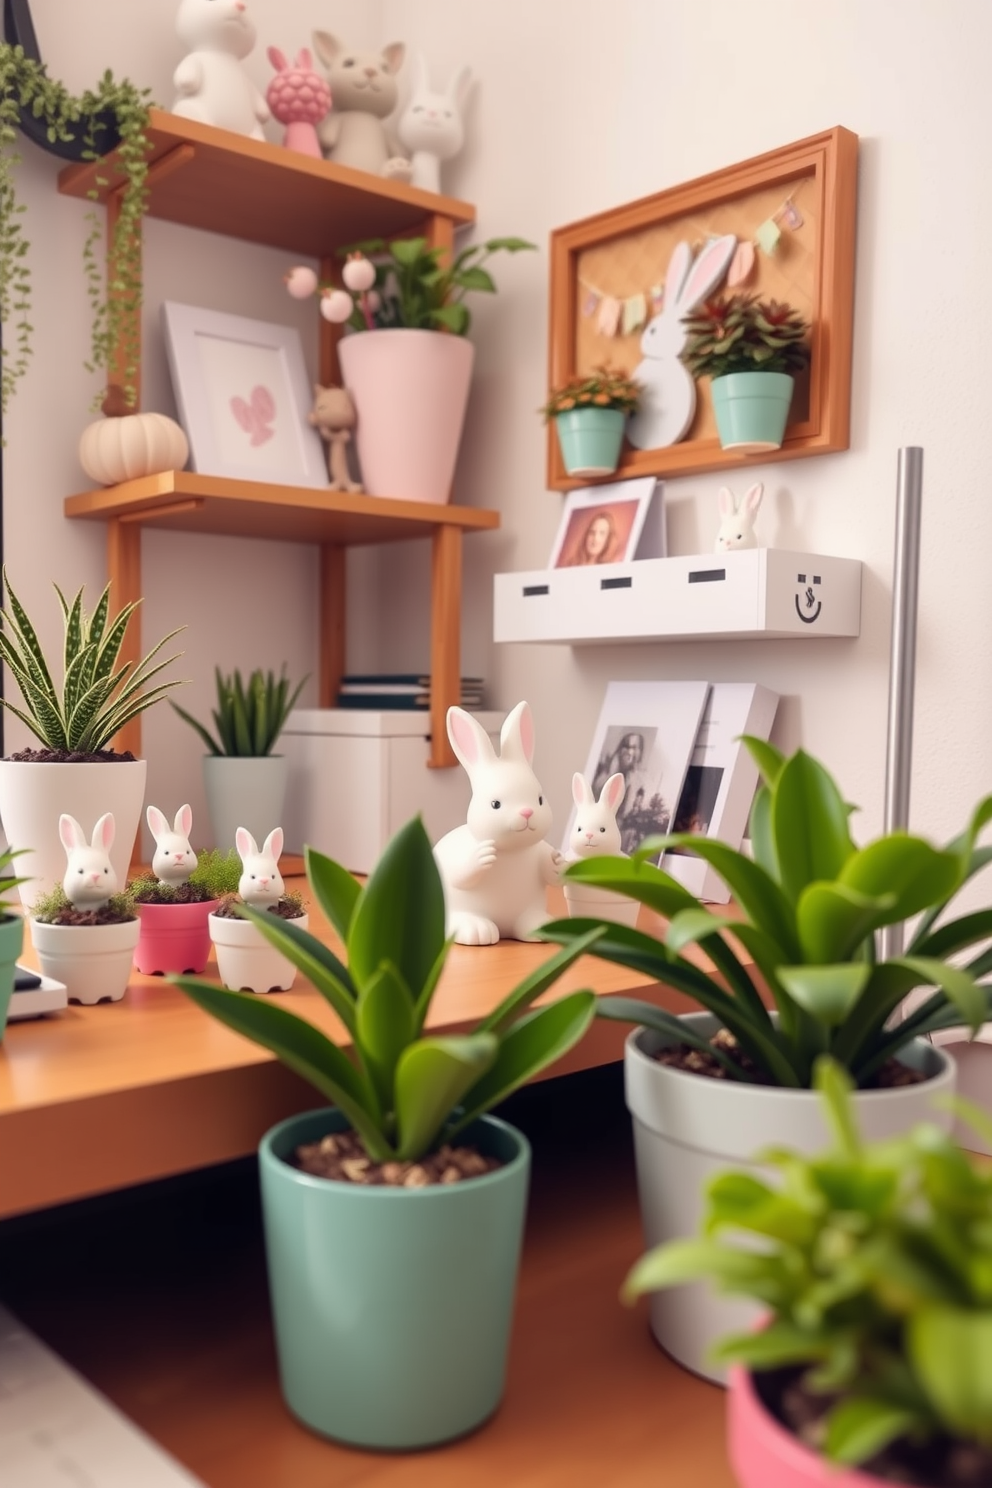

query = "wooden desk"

[{"left": 0, "top": 884, "right": 702, "bottom": 1219}]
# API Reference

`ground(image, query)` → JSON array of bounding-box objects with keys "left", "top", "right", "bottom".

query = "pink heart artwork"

[{"left": 230, "top": 385, "right": 276, "bottom": 446}]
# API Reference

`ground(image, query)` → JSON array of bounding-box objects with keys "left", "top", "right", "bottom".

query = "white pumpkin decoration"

[{"left": 78, "top": 389, "right": 189, "bottom": 486}]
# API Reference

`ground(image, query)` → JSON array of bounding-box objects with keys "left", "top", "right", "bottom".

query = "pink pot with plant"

[
  {"left": 728, "top": 1367, "right": 886, "bottom": 1488},
  {"left": 133, "top": 899, "right": 219, "bottom": 976}
]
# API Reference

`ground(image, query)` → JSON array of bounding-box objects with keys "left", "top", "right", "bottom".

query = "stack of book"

[{"left": 336, "top": 674, "right": 485, "bottom": 711}]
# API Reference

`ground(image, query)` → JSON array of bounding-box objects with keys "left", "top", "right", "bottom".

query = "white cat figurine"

[
  {"left": 433, "top": 702, "right": 562, "bottom": 945},
  {"left": 395, "top": 54, "right": 472, "bottom": 194},
  {"left": 171, "top": 0, "right": 270, "bottom": 140}
]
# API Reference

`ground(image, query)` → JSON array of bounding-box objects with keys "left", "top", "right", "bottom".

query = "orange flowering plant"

[{"left": 540, "top": 365, "right": 641, "bottom": 421}]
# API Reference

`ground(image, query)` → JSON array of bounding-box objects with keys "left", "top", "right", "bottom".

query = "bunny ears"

[
  {"left": 59, "top": 812, "right": 115, "bottom": 855},
  {"left": 572, "top": 772, "right": 626, "bottom": 812},
  {"left": 235, "top": 827, "right": 284, "bottom": 863},
  {"left": 718, "top": 482, "right": 764, "bottom": 519},
  {"left": 147, "top": 804, "right": 193, "bottom": 841},
  {"left": 447, "top": 702, "right": 535, "bottom": 773}
]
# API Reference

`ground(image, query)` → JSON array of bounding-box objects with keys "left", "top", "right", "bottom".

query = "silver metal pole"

[{"left": 879, "top": 446, "right": 924, "bottom": 963}]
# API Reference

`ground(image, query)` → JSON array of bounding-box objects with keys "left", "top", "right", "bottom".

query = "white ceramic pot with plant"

[
  {"left": 626, "top": 1062, "right": 992, "bottom": 1487},
  {"left": 0, "top": 571, "right": 185, "bottom": 908},
  {"left": 208, "top": 827, "right": 306, "bottom": 993},
  {"left": 680, "top": 292, "right": 811, "bottom": 453},
  {"left": 545, "top": 739, "right": 992, "bottom": 1382},
  {"left": 172, "top": 667, "right": 305, "bottom": 853},
  {"left": 287, "top": 236, "right": 535, "bottom": 504},
  {"left": 30, "top": 811, "right": 139, "bottom": 1004}
]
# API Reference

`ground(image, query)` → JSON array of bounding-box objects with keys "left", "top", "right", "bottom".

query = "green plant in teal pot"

[{"left": 174, "top": 816, "right": 600, "bottom": 1449}]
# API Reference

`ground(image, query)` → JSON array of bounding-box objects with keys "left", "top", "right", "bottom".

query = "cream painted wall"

[{"left": 3, "top": 1, "right": 990, "bottom": 865}]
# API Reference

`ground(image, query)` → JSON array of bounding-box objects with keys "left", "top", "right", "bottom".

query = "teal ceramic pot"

[
  {"left": 0, "top": 913, "right": 24, "bottom": 1039},
  {"left": 710, "top": 371, "right": 796, "bottom": 452},
  {"left": 554, "top": 406, "right": 626, "bottom": 476},
  {"left": 259, "top": 1107, "right": 531, "bottom": 1450}
]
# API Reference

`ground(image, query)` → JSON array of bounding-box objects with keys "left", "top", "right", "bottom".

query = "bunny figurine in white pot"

[
  {"left": 563, "top": 774, "right": 640, "bottom": 929},
  {"left": 208, "top": 826, "right": 308, "bottom": 993},
  {"left": 715, "top": 481, "right": 764, "bottom": 552},
  {"left": 434, "top": 702, "right": 563, "bottom": 945},
  {"left": 171, "top": 0, "right": 271, "bottom": 140},
  {"left": 395, "top": 54, "right": 472, "bottom": 194},
  {"left": 626, "top": 235, "right": 737, "bottom": 451}
]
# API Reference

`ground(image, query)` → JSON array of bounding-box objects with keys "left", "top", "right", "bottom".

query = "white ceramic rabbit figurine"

[
  {"left": 395, "top": 54, "right": 472, "bottom": 194},
  {"left": 433, "top": 702, "right": 563, "bottom": 945},
  {"left": 568, "top": 773, "right": 626, "bottom": 858},
  {"left": 626, "top": 235, "right": 738, "bottom": 451},
  {"left": 147, "top": 804, "right": 198, "bottom": 886},
  {"left": 60, "top": 813, "right": 118, "bottom": 911},
  {"left": 171, "top": 0, "right": 270, "bottom": 140},
  {"left": 715, "top": 482, "right": 764, "bottom": 551},
  {"left": 236, "top": 827, "right": 285, "bottom": 907}
]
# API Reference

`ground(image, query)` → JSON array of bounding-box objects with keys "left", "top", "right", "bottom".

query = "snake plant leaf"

[
  {"left": 238, "top": 904, "right": 357, "bottom": 1035},
  {"left": 824, "top": 1397, "right": 923, "bottom": 1466},
  {"left": 61, "top": 585, "right": 84, "bottom": 685},
  {"left": 911, "top": 907, "right": 992, "bottom": 960},
  {"left": 839, "top": 835, "right": 963, "bottom": 922},
  {"left": 84, "top": 583, "right": 112, "bottom": 662},
  {"left": 304, "top": 845, "right": 361, "bottom": 942},
  {"left": 796, "top": 881, "right": 896, "bottom": 964},
  {"left": 777, "top": 964, "right": 872, "bottom": 1029},
  {"left": 348, "top": 817, "right": 445, "bottom": 1000},
  {"left": 909, "top": 1309, "right": 992, "bottom": 1446},
  {"left": 92, "top": 600, "right": 141, "bottom": 682},
  {"left": 169, "top": 701, "right": 222, "bottom": 755},
  {"left": 451, "top": 991, "right": 597, "bottom": 1132},
  {"left": 172, "top": 976, "right": 386, "bottom": 1158},
  {"left": 394, "top": 1034, "right": 498, "bottom": 1162},
  {"left": 2, "top": 568, "right": 58, "bottom": 701},
  {"left": 770, "top": 749, "right": 855, "bottom": 904},
  {"left": 355, "top": 961, "right": 415, "bottom": 1109},
  {"left": 593, "top": 996, "right": 752, "bottom": 1080},
  {"left": 477, "top": 926, "right": 605, "bottom": 1034}
]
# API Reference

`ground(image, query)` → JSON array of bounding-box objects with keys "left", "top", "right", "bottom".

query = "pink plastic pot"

[
  {"left": 133, "top": 900, "right": 220, "bottom": 976},
  {"left": 728, "top": 1366, "right": 885, "bottom": 1487}
]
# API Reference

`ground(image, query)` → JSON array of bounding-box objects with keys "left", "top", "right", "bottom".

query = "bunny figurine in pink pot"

[{"left": 266, "top": 47, "right": 331, "bottom": 158}]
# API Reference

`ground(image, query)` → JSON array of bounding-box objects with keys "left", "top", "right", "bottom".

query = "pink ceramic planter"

[
  {"left": 133, "top": 900, "right": 220, "bottom": 976},
  {"left": 728, "top": 1366, "right": 885, "bottom": 1487}
]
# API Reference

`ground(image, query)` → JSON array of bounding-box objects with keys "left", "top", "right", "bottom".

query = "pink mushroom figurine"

[{"left": 266, "top": 47, "right": 330, "bottom": 158}]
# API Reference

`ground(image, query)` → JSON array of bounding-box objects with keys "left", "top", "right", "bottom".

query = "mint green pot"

[
  {"left": 554, "top": 406, "right": 626, "bottom": 476},
  {"left": 0, "top": 913, "right": 24, "bottom": 1040},
  {"left": 258, "top": 1107, "right": 531, "bottom": 1450},
  {"left": 710, "top": 371, "right": 796, "bottom": 451}
]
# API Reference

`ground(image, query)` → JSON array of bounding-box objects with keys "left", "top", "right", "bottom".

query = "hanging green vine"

[{"left": 0, "top": 44, "right": 151, "bottom": 417}]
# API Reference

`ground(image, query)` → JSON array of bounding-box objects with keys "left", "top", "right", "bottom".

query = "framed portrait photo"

[
  {"left": 162, "top": 301, "right": 328, "bottom": 488},
  {"left": 548, "top": 476, "right": 663, "bottom": 569}
]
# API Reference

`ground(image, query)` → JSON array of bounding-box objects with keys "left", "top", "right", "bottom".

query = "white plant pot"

[
  {"left": 563, "top": 880, "right": 640, "bottom": 929},
  {"left": 202, "top": 756, "right": 288, "bottom": 854},
  {"left": 0, "top": 759, "right": 147, "bottom": 910},
  {"left": 625, "top": 1012, "right": 957, "bottom": 1384},
  {"left": 208, "top": 911, "right": 308, "bottom": 994},
  {"left": 31, "top": 917, "right": 140, "bottom": 1005}
]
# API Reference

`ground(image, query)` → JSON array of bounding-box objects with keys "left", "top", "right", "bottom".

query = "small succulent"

[
  {"left": 0, "top": 569, "right": 185, "bottom": 754},
  {"left": 625, "top": 1058, "right": 992, "bottom": 1473},
  {"left": 171, "top": 667, "right": 306, "bottom": 758},
  {"left": 174, "top": 817, "right": 601, "bottom": 1163},
  {"left": 680, "top": 293, "right": 811, "bottom": 380},
  {"left": 540, "top": 365, "right": 642, "bottom": 421}
]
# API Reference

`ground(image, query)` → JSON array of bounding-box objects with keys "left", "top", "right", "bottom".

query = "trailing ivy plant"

[{"left": 0, "top": 43, "right": 151, "bottom": 415}]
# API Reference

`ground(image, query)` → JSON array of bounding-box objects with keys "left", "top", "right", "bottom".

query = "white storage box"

[
  {"left": 281, "top": 710, "right": 501, "bottom": 874},
  {"left": 493, "top": 549, "right": 862, "bottom": 645}
]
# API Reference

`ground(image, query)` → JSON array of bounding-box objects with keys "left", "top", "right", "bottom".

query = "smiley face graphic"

[{"left": 795, "top": 573, "right": 822, "bottom": 624}]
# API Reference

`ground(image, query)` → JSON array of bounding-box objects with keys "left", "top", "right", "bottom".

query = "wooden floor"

[{"left": 0, "top": 1065, "right": 734, "bottom": 1488}]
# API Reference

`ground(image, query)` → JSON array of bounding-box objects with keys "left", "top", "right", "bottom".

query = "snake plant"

[{"left": 171, "top": 666, "right": 306, "bottom": 757}]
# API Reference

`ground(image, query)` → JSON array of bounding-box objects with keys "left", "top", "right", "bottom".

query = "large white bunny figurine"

[
  {"left": 236, "top": 827, "right": 285, "bottom": 907},
  {"left": 563, "top": 774, "right": 640, "bottom": 928},
  {"left": 147, "top": 804, "right": 198, "bottom": 886},
  {"left": 715, "top": 482, "right": 764, "bottom": 551},
  {"left": 60, "top": 813, "right": 118, "bottom": 911},
  {"left": 171, "top": 0, "right": 270, "bottom": 140},
  {"left": 395, "top": 54, "right": 472, "bottom": 194},
  {"left": 626, "top": 235, "right": 737, "bottom": 451},
  {"left": 433, "top": 702, "right": 563, "bottom": 945}
]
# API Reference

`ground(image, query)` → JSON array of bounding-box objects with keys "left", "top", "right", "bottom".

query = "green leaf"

[
  {"left": 454, "top": 265, "right": 496, "bottom": 293},
  {"left": 388, "top": 236, "right": 429, "bottom": 267},
  {"left": 393, "top": 1034, "right": 497, "bottom": 1161},
  {"left": 704, "top": 1171, "right": 818, "bottom": 1245},
  {"left": 741, "top": 734, "right": 786, "bottom": 786},
  {"left": 172, "top": 975, "right": 386, "bottom": 1157},
  {"left": 593, "top": 997, "right": 753, "bottom": 1080},
  {"left": 748, "top": 784, "right": 778, "bottom": 877},
  {"left": 777, "top": 963, "right": 872, "bottom": 1029},
  {"left": 303, "top": 845, "right": 361, "bottom": 942},
  {"left": 840, "top": 835, "right": 963, "bottom": 922},
  {"left": 813, "top": 1058, "right": 859, "bottom": 1155},
  {"left": 796, "top": 881, "right": 895, "bottom": 964},
  {"left": 622, "top": 1239, "right": 790, "bottom": 1306},
  {"left": 452, "top": 991, "right": 597, "bottom": 1131},
  {"left": 355, "top": 961, "right": 414, "bottom": 1109},
  {"left": 770, "top": 749, "right": 855, "bottom": 903},
  {"left": 431, "top": 302, "right": 469, "bottom": 334},
  {"left": 892, "top": 956, "right": 988, "bottom": 1037},
  {"left": 170, "top": 700, "right": 222, "bottom": 755},
  {"left": 477, "top": 926, "right": 605, "bottom": 1034},
  {"left": 238, "top": 905, "right": 358, "bottom": 1029},
  {"left": 824, "top": 1396, "right": 920, "bottom": 1465},
  {"left": 348, "top": 817, "right": 445, "bottom": 1001}
]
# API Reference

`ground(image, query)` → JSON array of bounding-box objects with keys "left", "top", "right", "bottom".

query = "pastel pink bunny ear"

[
  {"left": 92, "top": 813, "right": 115, "bottom": 851},
  {"left": 295, "top": 48, "right": 313, "bottom": 70},
  {"left": 175, "top": 804, "right": 193, "bottom": 838},
  {"left": 743, "top": 482, "right": 764, "bottom": 516},
  {"left": 718, "top": 485, "right": 736, "bottom": 516},
  {"left": 146, "top": 805, "right": 169, "bottom": 839},
  {"left": 267, "top": 47, "right": 288, "bottom": 71},
  {"left": 263, "top": 828, "right": 284, "bottom": 863},
  {"left": 600, "top": 773, "right": 626, "bottom": 814},
  {"left": 674, "top": 234, "right": 737, "bottom": 313},
  {"left": 59, "top": 814, "right": 85, "bottom": 853},
  {"left": 236, "top": 828, "right": 259, "bottom": 860},
  {"left": 447, "top": 706, "right": 495, "bottom": 771},
  {"left": 572, "top": 772, "right": 593, "bottom": 807},
  {"left": 500, "top": 702, "right": 535, "bottom": 765}
]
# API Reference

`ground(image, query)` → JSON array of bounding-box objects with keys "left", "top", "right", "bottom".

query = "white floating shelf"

[{"left": 493, "top": 549, "right": 862, "bottom": 646}]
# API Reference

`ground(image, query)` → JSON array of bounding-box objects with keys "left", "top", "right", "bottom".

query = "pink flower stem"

[{"left": 361, "top": 293, "right": 375, "bottom": 331}]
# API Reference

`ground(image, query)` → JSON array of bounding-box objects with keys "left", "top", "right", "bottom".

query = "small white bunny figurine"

[
  {"left": 569, "top": 773, "right": 626, "bottom": 858},
  {"left": 715, "top": 482, "right": 764, "bottom": 551},
  {"left": 171, "top": 0, "right": 270, "bottom": 140},
  {"left": 236, "top": 827, "right": 285, "bottom": 907},
  {"left": 433, "top": 702, "right": 563, "bottom": 945},
  {"left": 60, "top": 813, "right": 118, "bottom": 911},
  {"left": 395, "top": 54, "right": 472, "bottom": 194},
  {"left": 626, "top": 234, "right": 738, "bottom": 451},
  {"left": 147, "top": 804, "right": 198, "bottom": 886}
]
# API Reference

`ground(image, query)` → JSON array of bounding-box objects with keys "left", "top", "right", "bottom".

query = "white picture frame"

[
  {"left": 162, "top": 302, "right": 328, "bottom": 489},
  {"left": 663, "top": 682, "right": 780, "bottom": 903},
  {"left": 565, "top": 679, "right": 711, "bottom": 858},
  {"left": 547, "top": 477, "right": 664, "bottom": 569}
]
